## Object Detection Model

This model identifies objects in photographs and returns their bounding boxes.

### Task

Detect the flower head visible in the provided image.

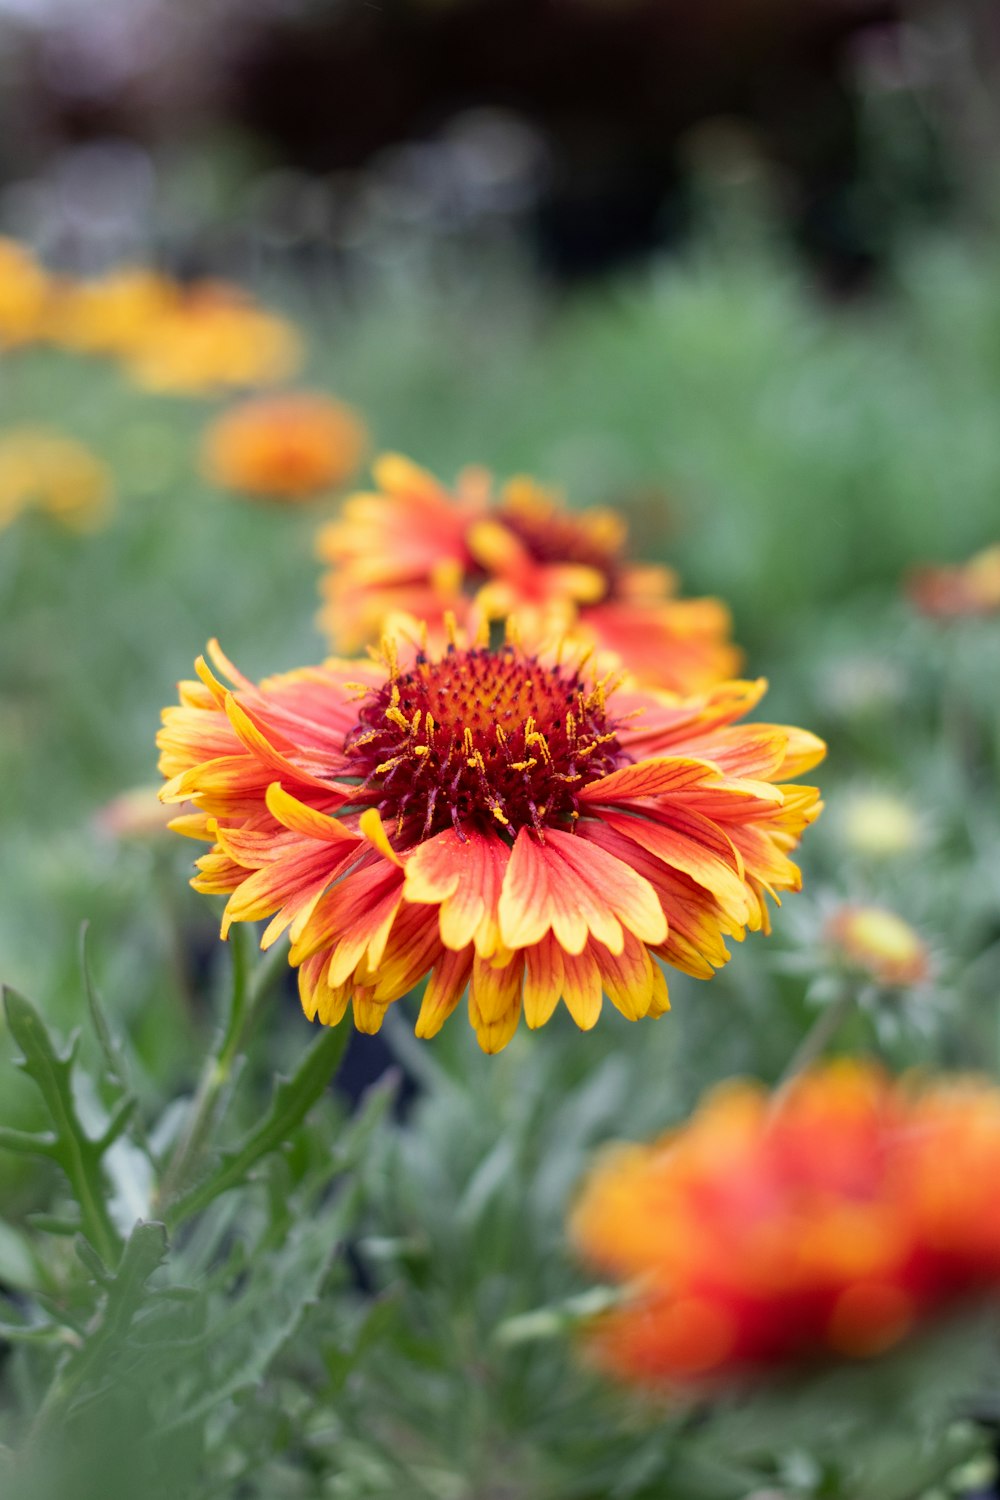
[316,456,741,693]
[0,428,113,532]
[123,281,302,395]
[908,544,1000,618]
[825,904,930,988]
[0,237,50,349]
[838,790,923,859]
[201,392,368,501]
[95,785,182,841]
[44,268,178,356]
[572,1061,1000,1387]
[159,622,823,1052]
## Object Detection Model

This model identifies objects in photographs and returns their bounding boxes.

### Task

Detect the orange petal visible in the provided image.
[523,936,564,1029]
[594,930,656,1021]
[404,828,508,955]
[416,946,474,1038]
[580,756,726,807]
[599,808,751,925]
[266,782,360,843]
[469,952,523,1053]
[560,946,603,1031]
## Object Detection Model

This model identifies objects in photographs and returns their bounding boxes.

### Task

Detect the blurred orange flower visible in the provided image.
[0,428,113,532]
[0,237,51,349]
[158,625,822,1052]
[825,904,930,987]
[316,456,741,693]
[572,1061,1000,1388]
[201,392,368,501]
[908,544,1000,618]
[94,785,183,841]
[124,281,303,395]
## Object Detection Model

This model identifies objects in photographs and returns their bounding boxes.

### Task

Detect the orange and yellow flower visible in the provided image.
[0,428,113,532]
[572,1060,1000,1388]
[0,237,51,349]
[158,621,823,1052]
[316,456,741,693]
[201,392,368,501]
[908,544,1000,618]
[123,281,302,395]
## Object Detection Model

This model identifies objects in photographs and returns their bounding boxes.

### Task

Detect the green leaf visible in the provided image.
[2,988,121,1267]
[80,925,153,1161]
[0,1126,57,1157]
[0,1219,46,1293]
[157,1195,351,1436]
[31,1220,169,1439]
[25,1213,83,1238]
[0,1312,67,1348]
[166,1024,350,1230]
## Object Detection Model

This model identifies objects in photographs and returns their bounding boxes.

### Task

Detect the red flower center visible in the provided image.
[345,644,624,840]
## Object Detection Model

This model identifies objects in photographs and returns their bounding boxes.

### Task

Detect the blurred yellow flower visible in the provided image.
[201,392,368,501]
[572,1060,1000,1388]
[0,237,51,349]
[44,268,179,356]
[839,792,922,859]
[0,428,113,532]
[825,904,929,987]
[124,281,303,395]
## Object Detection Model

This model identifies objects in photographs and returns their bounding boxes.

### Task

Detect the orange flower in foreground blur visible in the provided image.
[158,622,823,1052]
[0,428,113,532]
[825,904,930,988]
[0,237,51,348]
[572,1060,1000,1388]
[124,282,302,395]
[316,455,742,693]
[201,393,368,501]
[908,544,1000,618]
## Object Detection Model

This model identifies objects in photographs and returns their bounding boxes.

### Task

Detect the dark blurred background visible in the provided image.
[1,0,999,291]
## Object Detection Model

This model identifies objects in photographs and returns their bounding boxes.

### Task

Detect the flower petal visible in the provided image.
[416,947,475,1039]
[469,952,524,1053]
[404,828,508,955]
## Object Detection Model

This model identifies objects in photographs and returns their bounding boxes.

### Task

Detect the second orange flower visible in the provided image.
[316,455,742,694]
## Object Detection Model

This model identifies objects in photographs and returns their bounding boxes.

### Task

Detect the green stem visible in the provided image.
[153,930,290,1216]
[778,986,856,1088]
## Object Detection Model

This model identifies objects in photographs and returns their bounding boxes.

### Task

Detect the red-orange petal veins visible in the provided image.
[159,622,822,1051]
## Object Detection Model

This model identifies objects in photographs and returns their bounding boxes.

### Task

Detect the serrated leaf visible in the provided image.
[157,1192,351,1436]
[2,989,121,1266]
[39,1222,170,1427]
[166,1024,350,1229]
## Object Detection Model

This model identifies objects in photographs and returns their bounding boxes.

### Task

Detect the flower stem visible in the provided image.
[153,929,290,1217]
[778,986,856,1088]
